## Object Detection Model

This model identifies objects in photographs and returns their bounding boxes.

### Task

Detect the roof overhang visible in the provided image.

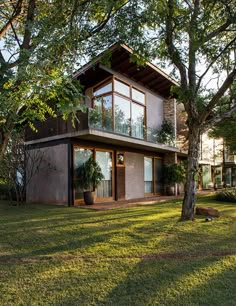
[74,43,179,97]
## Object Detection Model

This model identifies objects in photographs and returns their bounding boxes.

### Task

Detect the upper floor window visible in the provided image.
[91,77,145,140]
[94,82,112,97]
[132,88,145,104]
[114,79,130,97]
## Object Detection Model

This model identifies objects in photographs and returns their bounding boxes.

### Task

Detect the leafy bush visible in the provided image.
[163,163,186,185]
[215,188,236,203]
[157,120,175,145]
[76,157,104,191]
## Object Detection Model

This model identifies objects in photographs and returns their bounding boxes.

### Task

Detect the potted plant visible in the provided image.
[76,156,104,205]
[157,120,175,145]
[164,163,186,195]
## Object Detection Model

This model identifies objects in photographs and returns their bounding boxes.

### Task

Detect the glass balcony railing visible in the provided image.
[88,108,175,146]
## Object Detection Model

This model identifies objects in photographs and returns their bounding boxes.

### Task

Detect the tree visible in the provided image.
[138,0,236,219]
[0,0,130,160]
[0,131,53,204]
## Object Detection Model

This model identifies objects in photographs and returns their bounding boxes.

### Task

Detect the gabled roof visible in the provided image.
[74,43,179,97]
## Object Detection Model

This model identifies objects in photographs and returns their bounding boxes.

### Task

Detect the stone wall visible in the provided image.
[163,152,177,166]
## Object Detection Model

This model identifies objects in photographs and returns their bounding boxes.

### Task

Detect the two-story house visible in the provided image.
[25,43,185,206]
[199,133,236,189]
[176,104,236,190]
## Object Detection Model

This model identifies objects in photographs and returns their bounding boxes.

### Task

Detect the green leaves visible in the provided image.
[76,157,104,191]
[0,0,132,158]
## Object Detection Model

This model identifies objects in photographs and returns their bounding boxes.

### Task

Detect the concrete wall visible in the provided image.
[26,144,68,204]
[146,92,163,131]
[125,152,144,199]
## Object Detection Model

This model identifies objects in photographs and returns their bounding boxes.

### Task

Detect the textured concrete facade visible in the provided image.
[125,152,144,200]
[146,91,163,131]
[26,144,68,204]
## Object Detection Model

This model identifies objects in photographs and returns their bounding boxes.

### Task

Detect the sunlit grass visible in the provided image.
[0,195,235,305]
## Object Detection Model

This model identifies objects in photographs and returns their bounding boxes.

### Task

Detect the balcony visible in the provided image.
[25,109,177,152]
[88,108,176,145]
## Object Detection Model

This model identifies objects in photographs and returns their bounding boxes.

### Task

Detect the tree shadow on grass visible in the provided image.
[98,255,236,306]
[0,207,180,260]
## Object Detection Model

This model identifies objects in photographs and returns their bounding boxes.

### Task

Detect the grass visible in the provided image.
[0,194,235,305]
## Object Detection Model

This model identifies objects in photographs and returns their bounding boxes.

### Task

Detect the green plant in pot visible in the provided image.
[76,157,104,205]
[164,163,186,196]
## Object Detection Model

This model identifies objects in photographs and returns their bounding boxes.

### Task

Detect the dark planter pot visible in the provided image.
[83,191,95,205]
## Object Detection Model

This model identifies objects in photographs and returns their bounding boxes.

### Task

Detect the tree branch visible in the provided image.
[200,67,236,123]
[21,0,36,50]
[202,104,236,132]
[10,22,21,48]
[165,0,188,89]
[196,36,236,92]
[188,0,200,92]
[0,0,23,39]
[78,0,130,42]
[203,18,233,45]
[0,50,6,64]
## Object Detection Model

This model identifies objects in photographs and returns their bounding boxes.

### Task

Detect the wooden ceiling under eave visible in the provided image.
[109,46,178,98]
[75,44,178,98]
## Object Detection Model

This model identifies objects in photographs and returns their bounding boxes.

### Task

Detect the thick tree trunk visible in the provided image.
[0,130,12,161]
[181,124,201,220]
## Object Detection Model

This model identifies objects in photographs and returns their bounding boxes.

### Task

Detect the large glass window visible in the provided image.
[132,87,145,104]
[132,103,144,139]
[225,168,232,187]
[93,95,112,131]
[144,157,153,193]
[74,148,93,199]
[202,165,211,189]
[96,151,113,198]
[74,147,113,201]
[144,157,163,194]
[114,94,131,136]
[114,79,130,97]
[154,158,163,194]
[94,82,112,96]
[91,78,146,139]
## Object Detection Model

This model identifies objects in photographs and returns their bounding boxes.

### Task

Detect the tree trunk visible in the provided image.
[181,124,201,220]
[0,130,12,162]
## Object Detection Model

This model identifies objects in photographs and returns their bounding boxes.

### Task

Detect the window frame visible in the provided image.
[91,76,146,138]
[144,156,163,195]
[73,145,114,203]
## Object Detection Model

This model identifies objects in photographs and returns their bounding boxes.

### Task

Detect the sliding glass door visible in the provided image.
[144,157,153,194]
[96,150,113,199]
[144,156,163,195]
[73,146,114,203]
[154,158,163,194]
[74,148,93,200]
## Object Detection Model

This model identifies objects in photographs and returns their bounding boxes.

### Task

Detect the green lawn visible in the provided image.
[0,195,235,306]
